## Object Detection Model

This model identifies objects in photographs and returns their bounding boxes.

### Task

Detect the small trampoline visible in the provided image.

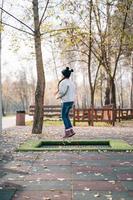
[17,140,133,152]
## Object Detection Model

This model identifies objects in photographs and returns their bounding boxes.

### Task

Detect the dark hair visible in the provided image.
[56,67,74,94]
[61,67,73,78]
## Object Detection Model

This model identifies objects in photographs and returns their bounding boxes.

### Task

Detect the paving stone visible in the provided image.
[117,173,133,180]
[13,154,38,162]
[72,166,113,173]
[77,153,107,160]
[33,159,71,165]
[105,153,133,160]
[73,191,133,200]
[121,181,133,190]
[31,165,72,174]
[73,172,117,181]
[0,181,22,190]
[0,171,7,178]
[4,162,31,173]
[71,160,112,166]
[12,190,72,200]
[3,180,72,191]
[0,189,16,200]
[2,173,28,182]
[128,191,133,197]
[111,160,133,167]
[27,172,72,181]
[113,167,133,173]
[0,167,29,178]
[73,180,125,191]
[38,152,76,160]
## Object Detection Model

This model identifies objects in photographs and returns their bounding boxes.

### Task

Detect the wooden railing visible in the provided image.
[115,107,133,122]
[73,107,115,126]
[29,105,133,126]
[29,105,62,118]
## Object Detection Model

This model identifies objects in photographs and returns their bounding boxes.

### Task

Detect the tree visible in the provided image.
[31,0,46,134]
[0,0,50,134]
[0,0,4,133]
[55,0,102,107]
[91,0,132,107]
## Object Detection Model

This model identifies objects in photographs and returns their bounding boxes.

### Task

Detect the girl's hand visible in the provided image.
[56,96,60,99]
[54,91,58,95]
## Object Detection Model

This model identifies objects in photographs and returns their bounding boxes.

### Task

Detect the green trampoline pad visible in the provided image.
[17,140,133,152]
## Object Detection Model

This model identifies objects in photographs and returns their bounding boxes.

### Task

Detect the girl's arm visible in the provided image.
[57,86,69,99]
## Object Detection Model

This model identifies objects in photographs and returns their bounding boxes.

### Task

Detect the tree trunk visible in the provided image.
[110,78,116,108]
[104,77,111,105]
[32,0,45,134]
[130,54,133,108]
[90,89,94,107]
[104,1,112,107]
[88,0,93,107]
[100,78,103,107]
[0,0,4,133]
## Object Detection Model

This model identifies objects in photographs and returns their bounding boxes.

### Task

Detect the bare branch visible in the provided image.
[41,27,79,35]
[66,49,89,56]
[93,61,101,91]
[113,2,131,78]
[38,0,50,28]
[0,21,34,36]
[62,59,88,66]
[0,0,4,20]
[92,1,102,35]
[0,7,34,33]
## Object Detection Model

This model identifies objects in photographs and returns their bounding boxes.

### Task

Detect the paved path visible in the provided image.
[0,151,133,200]
[0,125,133,200]
[2,115,33,129]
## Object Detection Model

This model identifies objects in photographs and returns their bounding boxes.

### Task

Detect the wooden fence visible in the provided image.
[29,105,133,126]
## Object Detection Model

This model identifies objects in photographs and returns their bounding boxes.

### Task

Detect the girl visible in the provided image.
[56,67,76,138]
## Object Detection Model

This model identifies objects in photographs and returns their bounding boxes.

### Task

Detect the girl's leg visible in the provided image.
[61,102,73,129]
[61,102,75,138]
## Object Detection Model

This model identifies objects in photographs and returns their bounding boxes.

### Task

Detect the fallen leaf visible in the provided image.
[95,173,102,176]
[108,180,115,184]
[19,175,24,178]
[16,163,21,167]
[43,198,51,200]
[50,189,55,191]
[105,194,112,198]
[84,187,90,191]
[126,178,132,180]
[77,172,82,174]
[8,178,14,181]
[23,196,30,199]
[94,193,100,197]
[57,178,65,181]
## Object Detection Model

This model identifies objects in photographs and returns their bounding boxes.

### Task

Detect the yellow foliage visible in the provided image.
[40,22,53,33]
[0,23,4,32]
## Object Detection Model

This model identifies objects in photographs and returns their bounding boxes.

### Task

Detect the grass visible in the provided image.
[26,119,133,127]
[17,139,133,152]
[26,119,63,126]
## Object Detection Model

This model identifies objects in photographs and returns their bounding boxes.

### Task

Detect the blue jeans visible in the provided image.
[61,102,74,130]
